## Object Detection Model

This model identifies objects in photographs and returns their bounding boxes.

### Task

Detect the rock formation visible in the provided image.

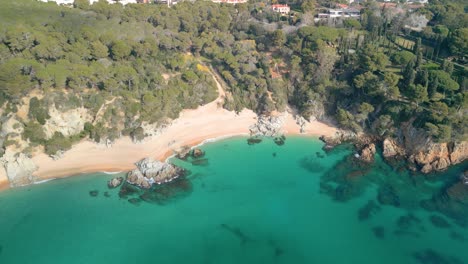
[108,176,123,188]
[0,150,38,187]
[249,115,284,137]
[408,142,467,174]
[126,158,184,188]
[43,107,92,139]
[192,148,204,158]
[319,130,358,150]
[382,138,405,158]
[358,143,376,163]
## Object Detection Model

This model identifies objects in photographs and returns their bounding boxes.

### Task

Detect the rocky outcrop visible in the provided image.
[408,142,468,174]
[43,107,92,139]
[0,150,37,187]
[249,115,284,137]
[126,158,184,188]
[176,146,191,160]
[108,176,123,188]
[319,130,358,150]
[192,148,204,158]
[450,142,468,165]
[358,143,376,163]
[382,138,405,158]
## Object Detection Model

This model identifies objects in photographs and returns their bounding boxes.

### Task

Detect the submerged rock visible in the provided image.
[139,176,192,205]
[247,137,262,145]
[118,182,141,199]
[377,185,400,207]
[429,215,451,229]
[191,158,209,166]
[107,177,123,189]
[358,200,381,221]
[128,198,142,206]
[413,249,463,264]
[372,226,385,239]
[89,190,99,197]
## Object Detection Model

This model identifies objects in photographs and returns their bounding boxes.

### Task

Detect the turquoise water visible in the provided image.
[0,136,467,264]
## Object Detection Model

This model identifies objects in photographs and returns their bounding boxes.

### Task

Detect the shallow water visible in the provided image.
[0,136,466,264]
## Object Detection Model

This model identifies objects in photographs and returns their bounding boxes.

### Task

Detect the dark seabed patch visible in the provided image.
[139,177,192,205]
[118,182,142,199]
[299,156,325,174]
[89,190,99,197]
[220,224,252,245]
[358,200,381,221]
[192,158,209,166]
[128,198,142,206]
[372,226,385,239]
[449,231,465,242]
[394,213,425,237]
[377,184,401,207]
[104,191,111,198]
[429,215,452,229]
[268,239,284,257]
[413,249,464,264]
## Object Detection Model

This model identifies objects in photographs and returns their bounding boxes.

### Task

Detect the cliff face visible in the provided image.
[43,107,92,139]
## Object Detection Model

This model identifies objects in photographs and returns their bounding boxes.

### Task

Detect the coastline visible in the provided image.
[0,68,337,190]
[30,107,336,181]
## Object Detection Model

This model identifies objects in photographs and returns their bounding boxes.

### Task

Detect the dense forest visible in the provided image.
[0,0,466,156]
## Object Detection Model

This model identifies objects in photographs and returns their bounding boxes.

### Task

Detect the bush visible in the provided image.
[45,132,72,155]
[23,121,46,144]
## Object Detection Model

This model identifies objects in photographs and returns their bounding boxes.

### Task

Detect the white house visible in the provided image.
[272,4,290,15]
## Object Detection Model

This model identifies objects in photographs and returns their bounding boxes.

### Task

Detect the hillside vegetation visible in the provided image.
[0,0,466,156]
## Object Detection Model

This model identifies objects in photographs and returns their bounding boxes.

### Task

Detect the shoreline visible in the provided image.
[0,68,337,191]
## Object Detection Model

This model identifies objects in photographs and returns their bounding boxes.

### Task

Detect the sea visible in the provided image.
[0,136,467,264]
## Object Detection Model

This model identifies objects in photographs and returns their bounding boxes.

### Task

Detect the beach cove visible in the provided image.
[0,136,467,264]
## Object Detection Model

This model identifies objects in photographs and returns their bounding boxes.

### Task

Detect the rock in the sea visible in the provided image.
[176,146,191,160]
[126,158,185,188]
[107,177,123,189]
[127,169,151,189]
[191,148,205,158]
[382,138,405,158]
[89,190,99,197]
[358,143,376,163]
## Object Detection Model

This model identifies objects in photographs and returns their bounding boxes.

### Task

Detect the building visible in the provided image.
[155,0,179,6]
[272,4,290,15]
[212,0,248,4]
[315,8,360,21]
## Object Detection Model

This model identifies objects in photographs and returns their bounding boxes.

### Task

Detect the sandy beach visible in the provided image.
[0,69,337,188]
